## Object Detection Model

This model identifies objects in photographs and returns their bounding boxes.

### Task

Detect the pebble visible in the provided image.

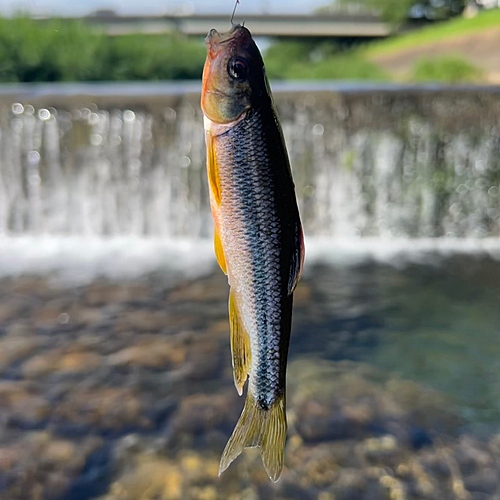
[172,391,239,436]
[0,335,42,371]
[23,347,103,377]
[85,283,151,306]
[114,310,171,333]
[108,338,185,368]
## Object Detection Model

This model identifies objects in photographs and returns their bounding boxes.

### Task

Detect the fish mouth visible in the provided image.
[206,24,240,42]
[205,24,248,58]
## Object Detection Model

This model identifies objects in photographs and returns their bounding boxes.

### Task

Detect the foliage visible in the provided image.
[0,12,494,84]
[279,54,389,80]
[105,34,206,81]
[371,0,417,23]
[410,56,483,82]
[317,0,466,24]
[0,17,106,81]
[363,8,500,57]
[264,40,337,79]
[0,16,206,82]
[264,40,389,80]
[323,0,414,23]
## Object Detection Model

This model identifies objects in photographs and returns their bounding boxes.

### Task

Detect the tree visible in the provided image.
[317,0,466,24]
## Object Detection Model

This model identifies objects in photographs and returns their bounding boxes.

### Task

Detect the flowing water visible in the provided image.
[1,82,500,500]
[1,82,500,238]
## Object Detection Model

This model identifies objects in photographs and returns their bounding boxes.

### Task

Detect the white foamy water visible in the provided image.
[1,85,500,240]
[2,237,500,283]
[0,237,215,283]
[305,237,500,268]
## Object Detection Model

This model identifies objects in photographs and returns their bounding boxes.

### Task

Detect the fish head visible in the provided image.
[201,25,266,124]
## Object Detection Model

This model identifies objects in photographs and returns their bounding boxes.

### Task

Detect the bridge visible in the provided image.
[81,13,392,39]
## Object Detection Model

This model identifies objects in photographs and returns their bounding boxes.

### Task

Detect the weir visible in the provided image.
[1,82,499,239]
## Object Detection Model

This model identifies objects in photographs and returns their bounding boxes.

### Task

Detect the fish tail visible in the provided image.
[219,391,286,482]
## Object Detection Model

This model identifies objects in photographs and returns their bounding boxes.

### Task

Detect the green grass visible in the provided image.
[263,9,498,82]
[263,40,390,81]
[279,54,390,80]
[411,56,483,83]
[364,9,500,58]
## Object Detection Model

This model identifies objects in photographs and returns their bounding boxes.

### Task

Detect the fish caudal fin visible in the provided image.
[219,391,286,482]
[229,291,251,395]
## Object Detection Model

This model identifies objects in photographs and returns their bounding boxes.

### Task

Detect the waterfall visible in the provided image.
[1,83,499,239]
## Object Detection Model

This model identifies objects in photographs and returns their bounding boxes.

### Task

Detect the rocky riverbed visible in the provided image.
[1,258,500,500]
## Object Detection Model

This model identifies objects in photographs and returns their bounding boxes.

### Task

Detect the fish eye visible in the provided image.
[228,57,248,81]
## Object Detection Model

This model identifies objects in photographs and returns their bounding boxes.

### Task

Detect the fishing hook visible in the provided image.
[230,0,240,26]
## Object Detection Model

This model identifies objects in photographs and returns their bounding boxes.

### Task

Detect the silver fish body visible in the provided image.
[201,24,304,482]
[216,106,300,411]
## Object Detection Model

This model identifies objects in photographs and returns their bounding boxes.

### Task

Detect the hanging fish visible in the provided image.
[201,23,304,482]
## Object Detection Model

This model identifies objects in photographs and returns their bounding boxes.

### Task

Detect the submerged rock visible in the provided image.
[171,391,240,438]
[0,381,51,426]
[288,358,463,445]
[85,283,151,306]
[53,387,148,432]
[0,335,44,372]
[108,337,186,368]
[23,347,103,378]
[114,310,171,333]
[100,451,220,500]
[0,432,102,500]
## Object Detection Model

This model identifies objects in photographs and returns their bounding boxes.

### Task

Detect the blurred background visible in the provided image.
[1,1,500,499]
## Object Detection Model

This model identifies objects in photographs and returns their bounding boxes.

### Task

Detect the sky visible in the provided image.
[0,0,328,16]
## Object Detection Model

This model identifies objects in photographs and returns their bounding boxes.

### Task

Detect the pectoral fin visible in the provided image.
[229,291,251,395]
[214,225,227,275]
[206,131,221,205]
[287,221,304,295]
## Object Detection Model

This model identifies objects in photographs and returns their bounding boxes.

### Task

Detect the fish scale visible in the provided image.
[201,24,304,481]
[218,108,286,409]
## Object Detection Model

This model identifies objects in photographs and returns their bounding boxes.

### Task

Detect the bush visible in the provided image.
[264,40,324,79]
[411,56,483,83]
[105,34,206,81]
[0,17,106,81]
[0,16,206,82]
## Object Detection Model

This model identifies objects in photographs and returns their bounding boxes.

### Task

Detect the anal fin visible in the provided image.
[229,291,251,395]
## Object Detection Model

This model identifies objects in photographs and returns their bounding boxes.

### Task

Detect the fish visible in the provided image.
[201,24,304,482]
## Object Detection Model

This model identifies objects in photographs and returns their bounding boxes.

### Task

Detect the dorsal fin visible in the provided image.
[287,221,304,295]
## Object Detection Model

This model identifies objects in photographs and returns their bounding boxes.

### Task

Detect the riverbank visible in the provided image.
[264,10,500,83]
